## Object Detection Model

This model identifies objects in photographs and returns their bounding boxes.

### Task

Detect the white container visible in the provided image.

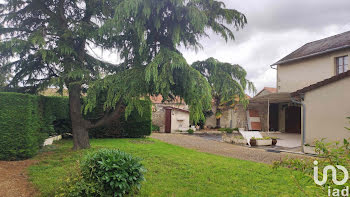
[303,146,317,154]
[233,138,247,144]
[256,139,272,146]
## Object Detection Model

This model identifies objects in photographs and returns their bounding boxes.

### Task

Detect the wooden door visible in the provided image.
[165,108,172,133]
[269,104,279,131]
[285,106,301,133]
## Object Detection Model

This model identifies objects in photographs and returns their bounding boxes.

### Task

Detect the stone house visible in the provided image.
[151,95,190,133]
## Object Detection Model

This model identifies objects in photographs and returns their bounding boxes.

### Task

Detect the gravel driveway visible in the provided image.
[151,133,310,164]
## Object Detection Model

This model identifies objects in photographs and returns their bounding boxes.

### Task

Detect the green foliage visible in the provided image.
[225,128,234,134]
[88,100,152,138]
[1,0,248,147]
[151,125,160,132]
[0,92,70,160]
[218,128,236,133]
[274,138,350,190]
[187,129,194,134]
[80,149,146,197]
[39,96,70,136]
[56,164,102,197]
[192,58,256,114]
[346,117,350,130]
[29,139,323,196]
[0,92,46,160]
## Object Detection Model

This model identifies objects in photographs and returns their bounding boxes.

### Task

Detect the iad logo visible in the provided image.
[314,161,349,186]
[314,160,349,197]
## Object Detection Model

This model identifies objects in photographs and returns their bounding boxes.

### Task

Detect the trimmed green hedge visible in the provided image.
[0,93,45,160]
[89,100,152,138]
[0,92,70,160]
[0,92,151,160]
[39,96,70,136]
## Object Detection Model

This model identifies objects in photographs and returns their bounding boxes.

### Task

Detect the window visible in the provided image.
[336,56,348,75]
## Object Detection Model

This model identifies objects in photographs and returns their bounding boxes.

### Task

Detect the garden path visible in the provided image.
[0,160,38,197]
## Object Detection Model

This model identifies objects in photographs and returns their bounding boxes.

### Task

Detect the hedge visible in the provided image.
[88,100,152,138]
[0,92,70,160]
[39,96,70,136]
[0,92,151,160]
[0,93,44,160]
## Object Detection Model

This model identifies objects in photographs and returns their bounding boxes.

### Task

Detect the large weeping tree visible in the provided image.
[192,58,256,128]
[0,0,247,150]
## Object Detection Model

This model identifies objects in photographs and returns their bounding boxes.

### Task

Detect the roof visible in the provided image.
[164,106,189,113]
[150,95,183,104]
[291,70,350,97]
[39,88,68,96]
[255,87,277,97]
[272,31,350,66]
[249,92,292,104]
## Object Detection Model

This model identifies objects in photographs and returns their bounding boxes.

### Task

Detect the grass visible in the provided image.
[28,138,322,196]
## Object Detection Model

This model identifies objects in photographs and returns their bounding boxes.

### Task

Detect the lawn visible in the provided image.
[28,138,323,196]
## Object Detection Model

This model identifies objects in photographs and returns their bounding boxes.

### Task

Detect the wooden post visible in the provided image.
[267,98,270,135]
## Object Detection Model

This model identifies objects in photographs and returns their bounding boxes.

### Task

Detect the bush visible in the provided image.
[225,128,234,134]
[218,128,226,132]
[0,92,46,160]
[89,100,152,138]
[218,128,235,133]
[187,129,194,134]
[152,124,160,132]
[0,92,70,160]
[80,149,146,196]
[273,138,350,190]
[56,164,102,197]
[39,96,70,136]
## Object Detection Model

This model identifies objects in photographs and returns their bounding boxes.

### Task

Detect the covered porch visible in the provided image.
[248,92,302,134]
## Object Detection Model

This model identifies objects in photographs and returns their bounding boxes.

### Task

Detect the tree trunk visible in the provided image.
[216,118,221,128]
[69,83,90,150]
[215,98,221,128]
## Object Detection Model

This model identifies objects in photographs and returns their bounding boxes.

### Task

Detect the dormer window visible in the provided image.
[336,56,348,75]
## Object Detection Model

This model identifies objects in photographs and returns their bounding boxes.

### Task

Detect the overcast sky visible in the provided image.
[97,0,350,95]
[180,0,350,95]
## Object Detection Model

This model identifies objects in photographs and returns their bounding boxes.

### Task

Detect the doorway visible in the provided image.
[165,108,172,133]
[269,104,279,131]
[285,106,301,133]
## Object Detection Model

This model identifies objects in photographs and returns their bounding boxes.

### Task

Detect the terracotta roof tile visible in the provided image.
[150,95,183,104]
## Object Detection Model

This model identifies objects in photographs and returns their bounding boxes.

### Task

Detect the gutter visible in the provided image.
[291,95,306,152]
[270,45,350,66]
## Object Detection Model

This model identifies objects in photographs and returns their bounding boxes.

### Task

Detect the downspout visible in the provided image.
[291,95,306,152]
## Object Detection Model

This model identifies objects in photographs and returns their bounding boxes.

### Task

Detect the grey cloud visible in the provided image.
[180,0,350,94]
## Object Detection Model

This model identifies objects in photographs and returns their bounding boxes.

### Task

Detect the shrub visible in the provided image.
[0,92,46,160]
[39,96,70,136]
[56,164,102,197]
[80,149,146,196]
[273,138,350,190]
[218,128,226,132]
[0,92,70,160]
[89,100,152,138]
[218,128,235,133]
[225,128,234,134]
[152,124,160,132]
[187,129,194,134]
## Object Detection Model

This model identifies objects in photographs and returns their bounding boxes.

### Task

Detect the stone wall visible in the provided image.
[151,103,188,132]
[205,105,248,129]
